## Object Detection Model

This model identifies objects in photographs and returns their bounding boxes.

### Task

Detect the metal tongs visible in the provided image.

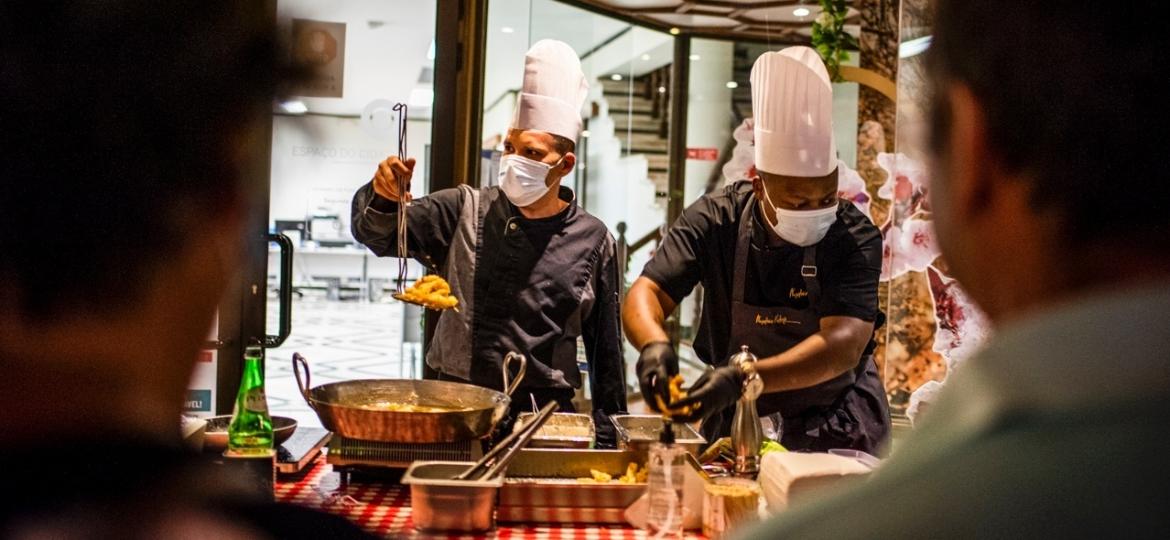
[387,102,413,300]
[387,102,458,312]
[454,400,560,481]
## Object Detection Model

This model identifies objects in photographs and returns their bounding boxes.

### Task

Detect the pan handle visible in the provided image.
[502,352,527,396]
[292,352,316,410]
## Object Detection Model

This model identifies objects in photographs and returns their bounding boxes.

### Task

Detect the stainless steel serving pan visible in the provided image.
[512,412,594,448]
[610,414,707,456]
[293,352,526,443]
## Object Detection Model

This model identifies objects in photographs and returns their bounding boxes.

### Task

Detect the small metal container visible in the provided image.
[512,412,594,448]
[610,414,707,456]
[401,461,503,533]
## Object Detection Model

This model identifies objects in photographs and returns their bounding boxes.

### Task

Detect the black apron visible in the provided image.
[700,197,891,455]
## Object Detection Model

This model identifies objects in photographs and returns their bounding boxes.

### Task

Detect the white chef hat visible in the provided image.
[751,46,837,177]
[511,39,589,143]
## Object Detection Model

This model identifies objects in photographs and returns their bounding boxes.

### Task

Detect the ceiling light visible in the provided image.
[793,7,811,17]
[689,54,701,61]
[641,54,650,61]
[611,74,623,81]
[501,26,514,34]
[669,27,681,35]
[280,100,307,114]
[726,81,738,89]
[658,86,666,94]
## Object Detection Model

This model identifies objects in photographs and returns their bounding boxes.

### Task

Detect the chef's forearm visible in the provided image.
[351,182,408,257]
[621,277,675,349]
[754,316,874,392]
[351,181,463,265]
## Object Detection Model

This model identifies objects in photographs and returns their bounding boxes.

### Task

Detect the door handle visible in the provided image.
[265,233,294,348]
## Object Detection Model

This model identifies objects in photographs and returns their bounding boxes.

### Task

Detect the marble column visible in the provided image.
[856,0,900,229]
[858,0,899,150]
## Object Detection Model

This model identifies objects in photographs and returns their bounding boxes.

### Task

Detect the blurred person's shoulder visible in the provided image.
[741,284,1170,539]
[743,401,1170,539]
[0,440,373,539]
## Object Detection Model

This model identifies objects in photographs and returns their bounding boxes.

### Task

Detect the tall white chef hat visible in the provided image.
[751,46,837,177]
[511,39,589,143]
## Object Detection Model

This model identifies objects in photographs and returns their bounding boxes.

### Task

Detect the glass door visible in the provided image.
[197,0,441,429]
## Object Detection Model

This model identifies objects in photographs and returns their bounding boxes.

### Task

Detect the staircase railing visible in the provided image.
[615,221,663,295]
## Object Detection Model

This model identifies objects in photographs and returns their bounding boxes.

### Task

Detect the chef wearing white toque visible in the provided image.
[351,39,627,446]
[623,46,890,454]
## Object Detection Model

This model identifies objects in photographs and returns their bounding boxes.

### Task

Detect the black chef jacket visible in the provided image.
[642,181,884,367]
[351,182,626,443]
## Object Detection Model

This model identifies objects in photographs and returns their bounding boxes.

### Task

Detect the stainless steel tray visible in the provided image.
[497,506,628,524]
[512,412,594,449]
[504,448,647,478]
[610,414,707,456]
[497,449,648,524]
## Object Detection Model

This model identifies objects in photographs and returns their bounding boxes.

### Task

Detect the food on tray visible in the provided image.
[396,275,459,310]
[575,463,647,484]
[360,402,470,413]
[512,413,594,441]
[655,374,696,419]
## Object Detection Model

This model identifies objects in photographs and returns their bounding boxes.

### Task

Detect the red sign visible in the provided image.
[686,147,719,161]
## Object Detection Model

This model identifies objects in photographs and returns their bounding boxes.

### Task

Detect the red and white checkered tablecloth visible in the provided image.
[276,457,705,539]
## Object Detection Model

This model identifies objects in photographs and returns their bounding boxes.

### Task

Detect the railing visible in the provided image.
[645,65,671,139]
[615,221,663,295]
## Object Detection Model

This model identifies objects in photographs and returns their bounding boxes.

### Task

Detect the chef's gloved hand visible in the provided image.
[667,366,745,423]
[636,342,679,412]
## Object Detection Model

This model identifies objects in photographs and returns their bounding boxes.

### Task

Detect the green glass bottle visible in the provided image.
[227,340,273,454]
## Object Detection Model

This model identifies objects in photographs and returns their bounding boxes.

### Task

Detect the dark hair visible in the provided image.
[927,0,1169,243]
[552,134,576,156]
[0,1,279,319]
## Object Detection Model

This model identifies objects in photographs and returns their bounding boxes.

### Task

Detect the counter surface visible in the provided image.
[276,456,705,538]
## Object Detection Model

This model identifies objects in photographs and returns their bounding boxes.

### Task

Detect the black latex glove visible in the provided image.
[636,342,679,412]
[667,366,745,423]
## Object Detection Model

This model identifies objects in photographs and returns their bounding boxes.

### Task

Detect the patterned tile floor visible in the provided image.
[265,296,423,429]
[263,294,703,428]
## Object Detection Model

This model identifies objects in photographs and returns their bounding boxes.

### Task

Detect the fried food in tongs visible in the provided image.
[394,275,459,311]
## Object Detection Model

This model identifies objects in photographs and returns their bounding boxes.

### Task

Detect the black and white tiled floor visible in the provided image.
[265,297,422,429]
[263,295,702,428]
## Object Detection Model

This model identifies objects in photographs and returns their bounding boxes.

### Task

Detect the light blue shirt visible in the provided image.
[741,282,1170,539]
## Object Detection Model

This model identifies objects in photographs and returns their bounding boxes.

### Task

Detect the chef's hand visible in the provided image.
[372,156,416,202]
[667,366,745,423]
[636,342,678,412]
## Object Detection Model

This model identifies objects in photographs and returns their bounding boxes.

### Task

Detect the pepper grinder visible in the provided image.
[728,345,764,477]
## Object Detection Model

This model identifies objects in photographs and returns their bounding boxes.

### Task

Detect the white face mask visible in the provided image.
[760,182,839,246]
[498,154,560,207]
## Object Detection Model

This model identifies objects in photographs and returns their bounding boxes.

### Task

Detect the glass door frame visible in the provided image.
[215,0,484,413]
